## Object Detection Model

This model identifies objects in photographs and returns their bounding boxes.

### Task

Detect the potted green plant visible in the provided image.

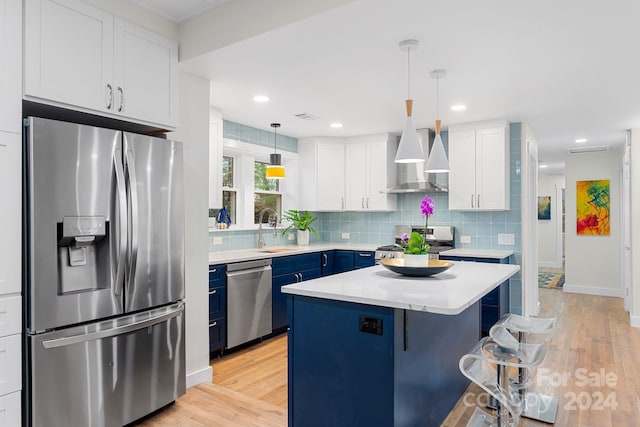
[282,210,319,246]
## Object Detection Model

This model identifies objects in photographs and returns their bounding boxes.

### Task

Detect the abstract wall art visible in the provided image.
[576,179,610,235]
[538,196,551,220]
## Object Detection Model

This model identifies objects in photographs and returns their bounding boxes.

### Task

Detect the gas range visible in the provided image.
[375,225,455,262]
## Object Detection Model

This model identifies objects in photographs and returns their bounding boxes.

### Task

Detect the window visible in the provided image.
[254,161,282,223]
[211,156,237,224]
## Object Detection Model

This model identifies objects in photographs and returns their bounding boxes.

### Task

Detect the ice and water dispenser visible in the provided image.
[57,216,110,294]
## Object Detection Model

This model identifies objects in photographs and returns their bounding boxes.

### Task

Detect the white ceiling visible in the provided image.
[131,0,230,23]
[147,0,640,175]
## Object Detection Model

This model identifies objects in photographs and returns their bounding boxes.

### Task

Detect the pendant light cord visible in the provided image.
[274,126,277,154]
[436,74,439,119]
[407,47,411,99]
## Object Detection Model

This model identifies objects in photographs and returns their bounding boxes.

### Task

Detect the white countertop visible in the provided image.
[209,243,379,265]
[281,262,520,315]
[439,248,514,259]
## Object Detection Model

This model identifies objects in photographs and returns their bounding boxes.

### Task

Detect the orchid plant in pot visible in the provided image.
[400,195,434,266]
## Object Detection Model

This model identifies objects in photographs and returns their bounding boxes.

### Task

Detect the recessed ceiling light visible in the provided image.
[539,164,548,168]
[575,138,587,143]
[330,122,343,129]
[451,105,467,111]
[253,95,269,103]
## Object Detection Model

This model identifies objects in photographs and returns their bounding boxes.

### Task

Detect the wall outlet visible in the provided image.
[341,232,350,239]
[287,233,294,241]
[460,235,471,244]
[498,233,515,245]
[212,236,222,245]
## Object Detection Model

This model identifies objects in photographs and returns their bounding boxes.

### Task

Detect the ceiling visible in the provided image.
[142,0,640,175]
[131,0,230,23]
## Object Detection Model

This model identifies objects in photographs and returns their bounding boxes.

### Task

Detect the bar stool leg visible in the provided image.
[518,330,559,424]
[496,364,510,427]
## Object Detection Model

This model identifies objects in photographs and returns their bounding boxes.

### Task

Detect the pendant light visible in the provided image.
[425,69,450,173]
[395,39,424,163]
[266,123,285,179]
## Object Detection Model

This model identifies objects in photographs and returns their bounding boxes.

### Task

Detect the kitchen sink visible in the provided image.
[260,248,297,253]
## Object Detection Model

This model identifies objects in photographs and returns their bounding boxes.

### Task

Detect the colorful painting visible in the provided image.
[576,180,610,235]
[538,196,551,220]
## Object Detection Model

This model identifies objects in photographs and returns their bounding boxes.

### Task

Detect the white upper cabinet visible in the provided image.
[0,0,22,133]
[299,138,346,211]
[113,19,177,127]
[448,121,510,211]
[0,132,21,296]
[299,134,396,212]
[24,0,177,129]
[345,136,396,211]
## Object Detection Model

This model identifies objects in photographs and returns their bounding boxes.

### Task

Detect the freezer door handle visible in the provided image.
[113,149,127,296]
[41,303,184,349]
[124,144,139,295]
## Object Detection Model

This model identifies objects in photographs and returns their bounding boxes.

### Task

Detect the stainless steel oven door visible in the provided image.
[27,303,185,427]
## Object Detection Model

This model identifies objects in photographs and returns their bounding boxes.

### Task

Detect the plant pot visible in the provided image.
[402,254,429,267]
[297,229,310,246]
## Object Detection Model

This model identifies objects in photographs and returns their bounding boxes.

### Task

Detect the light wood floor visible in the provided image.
[139,288,640,426]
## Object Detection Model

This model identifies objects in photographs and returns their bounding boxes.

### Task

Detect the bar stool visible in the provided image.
[459,327,547,427]
[491,312,560,423]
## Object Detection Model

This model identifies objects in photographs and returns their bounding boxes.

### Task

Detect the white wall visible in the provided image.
[630,129,640,326]
[564,148,623,297]
[178,0,356,61]
[538,175,565,268]
[169,72,212,387]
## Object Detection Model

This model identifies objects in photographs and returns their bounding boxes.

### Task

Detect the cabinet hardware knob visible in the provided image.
[209,290,217,295]
[117,86,124,112]
[209,322,217,327]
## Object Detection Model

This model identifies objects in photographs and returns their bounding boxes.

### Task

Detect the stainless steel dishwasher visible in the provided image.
[226,258,273,348]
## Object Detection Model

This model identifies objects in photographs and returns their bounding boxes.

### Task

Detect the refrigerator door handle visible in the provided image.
[113,148,127,296]
[125,146,139,295]
[41,303,184,349]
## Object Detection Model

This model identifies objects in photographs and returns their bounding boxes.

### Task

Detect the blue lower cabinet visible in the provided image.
[209,264,227,353]
[272,253,322,330]
[440,255,510,335]
[333,250,354,274]
[354,251,375,269]
[288,295,480,426]
[208,317,226,353]
[320,251,335,276]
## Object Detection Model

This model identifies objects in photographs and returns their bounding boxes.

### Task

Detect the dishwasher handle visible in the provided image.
[226,265,272,277]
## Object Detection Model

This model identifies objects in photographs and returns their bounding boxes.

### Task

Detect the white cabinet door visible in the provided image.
[0,0,21,133]
[0,132,21,296]
[448,129,477,210]
[366,140,390,210]
[0,297,20,337]
[113,18,178,128]
[208,110,223,209]
[476,127,508,210]
[0,335,20,396]
[0,391,20,427]
[316,143,345,210]
[345,143,367,210]
[24,0,114,113]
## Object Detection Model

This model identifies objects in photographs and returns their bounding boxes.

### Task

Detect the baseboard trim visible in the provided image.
[539,261,563,269]
[186,365,212,389]
[630,315,640,328]
[563,283,623,298]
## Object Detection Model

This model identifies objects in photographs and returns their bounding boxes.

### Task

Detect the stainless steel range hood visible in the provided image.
[383,129,448,193]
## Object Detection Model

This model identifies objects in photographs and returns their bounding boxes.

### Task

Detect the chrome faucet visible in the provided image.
[257,208,278,249]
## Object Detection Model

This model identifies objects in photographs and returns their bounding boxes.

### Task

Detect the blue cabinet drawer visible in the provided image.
[209,286,226,321]
[209,317,226,352]
[483,287,500,305]
[354,251,375,269]
[209,264,226,289]
[272,253,321,276]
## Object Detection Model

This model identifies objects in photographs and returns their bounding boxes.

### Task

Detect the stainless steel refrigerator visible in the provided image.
[23,117,185,427]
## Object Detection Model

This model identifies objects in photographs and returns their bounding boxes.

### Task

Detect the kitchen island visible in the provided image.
[282,261,520,427]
